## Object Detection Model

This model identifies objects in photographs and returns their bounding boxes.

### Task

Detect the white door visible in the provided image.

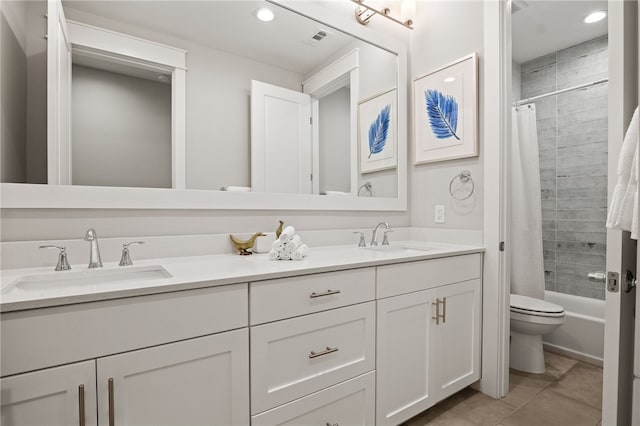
[376,289,436,426]
[96,329,249,426]
[602,1,638,424]
[432,279,482,401]
[633,4,640,420]
[1,360,97,426]
[47,0,72,185]
[250,80,312,194]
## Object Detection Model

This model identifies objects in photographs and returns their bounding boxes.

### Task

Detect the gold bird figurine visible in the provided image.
[275,221,284,239]
[230,232,266,255]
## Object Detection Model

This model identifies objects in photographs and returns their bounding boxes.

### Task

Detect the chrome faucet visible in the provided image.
[84,228,103,268]
[39,245,71,271]
[370,222,391,246]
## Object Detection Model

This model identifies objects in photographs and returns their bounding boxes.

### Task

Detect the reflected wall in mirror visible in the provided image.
[0,0,400,198]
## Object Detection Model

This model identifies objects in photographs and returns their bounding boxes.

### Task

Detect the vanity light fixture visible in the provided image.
[444,77,456,83]
[256,7,275,22]
[352,0,414,30]
[583,10,606,24]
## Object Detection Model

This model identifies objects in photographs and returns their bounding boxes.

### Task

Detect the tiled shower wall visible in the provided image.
[520,36,608,300]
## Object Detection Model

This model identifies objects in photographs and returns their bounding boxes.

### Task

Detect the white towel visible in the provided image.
[283,235,302,252]
[291,244,309,261]
[278,226,296,243]
[607,106,639,240]
[321,191,351,196]
[268,249,280,260]
[219,186,251,192]
[271,240,284,251]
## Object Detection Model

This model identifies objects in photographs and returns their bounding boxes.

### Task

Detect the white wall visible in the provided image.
[71,65,172,188]
[184,42,303,190]
[63,7,304,191]
[0,1,27,183]
[512,61,521,101]
[319,87,351,193]
[408,1,485,230]
[25,1,47,184]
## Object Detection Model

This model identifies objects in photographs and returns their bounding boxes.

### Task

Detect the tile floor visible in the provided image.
[403,351,603,426]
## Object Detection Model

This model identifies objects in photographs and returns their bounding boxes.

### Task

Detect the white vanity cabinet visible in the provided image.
[1,284,250,426]
[1,361,97,426]
[97,329,249,426]
[1,249,484,426]
[376,254,482,426]
[249,268,377,425]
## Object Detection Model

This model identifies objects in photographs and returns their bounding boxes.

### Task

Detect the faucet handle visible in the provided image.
[119,241,145,266]
[353,232,367,248]
[382,229,393,246]
[39,245,71,271]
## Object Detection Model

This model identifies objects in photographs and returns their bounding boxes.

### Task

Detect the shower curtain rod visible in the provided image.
[513,77,609,107]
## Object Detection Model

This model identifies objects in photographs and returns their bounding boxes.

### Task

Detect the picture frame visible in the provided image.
[413,53,478,164]
[358,88,397,174]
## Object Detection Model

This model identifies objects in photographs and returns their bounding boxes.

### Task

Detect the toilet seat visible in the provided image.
[510,294,564,318]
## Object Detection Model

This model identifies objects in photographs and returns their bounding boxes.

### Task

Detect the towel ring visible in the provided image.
[358,182,373,197]
[449,171,475,201]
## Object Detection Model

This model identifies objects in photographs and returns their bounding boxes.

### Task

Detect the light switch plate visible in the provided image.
[435,205,445,223]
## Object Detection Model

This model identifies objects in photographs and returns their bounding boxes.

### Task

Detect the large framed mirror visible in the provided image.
[0,0,407,210]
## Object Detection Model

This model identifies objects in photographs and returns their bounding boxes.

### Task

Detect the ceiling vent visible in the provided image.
[308,29,331,44]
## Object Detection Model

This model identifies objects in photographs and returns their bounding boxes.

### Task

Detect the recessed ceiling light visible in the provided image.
[584,11,606,24]
[444,77,456,83]
[256,8,274,22]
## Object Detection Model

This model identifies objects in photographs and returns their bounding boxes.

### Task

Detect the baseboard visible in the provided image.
[543,342,603,368]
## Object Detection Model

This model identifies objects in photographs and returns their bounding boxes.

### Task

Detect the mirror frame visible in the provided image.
[0,0,408,211]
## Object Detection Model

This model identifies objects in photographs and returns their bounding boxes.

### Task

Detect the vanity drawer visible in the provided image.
[377,253,482,299]
[1,284,248,377]
[250,302,375,414]
[252,371,375,426]
[250,268,375,325]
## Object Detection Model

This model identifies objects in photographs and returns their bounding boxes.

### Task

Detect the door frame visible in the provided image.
[482,0,511,398]
[602,1,638,424]
[65,20,187,189]
[302,49,359,195]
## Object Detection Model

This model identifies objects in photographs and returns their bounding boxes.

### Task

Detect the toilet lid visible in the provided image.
[510,294,564,316]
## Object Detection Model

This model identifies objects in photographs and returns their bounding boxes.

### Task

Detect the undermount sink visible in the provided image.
[363,244,435,253]
[3,265,172,294]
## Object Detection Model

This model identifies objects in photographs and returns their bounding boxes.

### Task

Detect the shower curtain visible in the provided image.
[511,105,545,299]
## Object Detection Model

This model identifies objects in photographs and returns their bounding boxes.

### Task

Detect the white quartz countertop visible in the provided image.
[0,241,483,312]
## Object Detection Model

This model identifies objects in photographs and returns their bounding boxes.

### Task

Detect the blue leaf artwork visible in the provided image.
[368,104,391,159]
[425,89,460,140]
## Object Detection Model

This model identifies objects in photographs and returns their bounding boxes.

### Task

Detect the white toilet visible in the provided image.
[510,294,565,373]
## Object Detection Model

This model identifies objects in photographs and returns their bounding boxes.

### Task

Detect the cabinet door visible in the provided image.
[1,360,97,426]
[97,329,249,426]
[376,289,437,426]
[432,279,481,400]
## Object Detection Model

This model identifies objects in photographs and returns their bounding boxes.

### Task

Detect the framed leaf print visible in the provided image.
[358,88,397,174]
[413,53,478,164]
